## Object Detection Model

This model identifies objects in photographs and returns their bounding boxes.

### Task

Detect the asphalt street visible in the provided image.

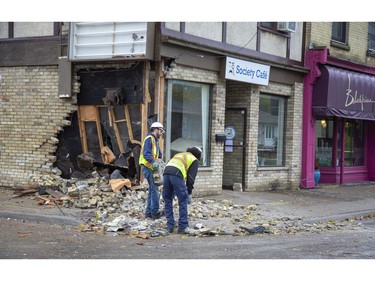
[0,216,374,281]
[1,183,375,280]
[1,216,375,259]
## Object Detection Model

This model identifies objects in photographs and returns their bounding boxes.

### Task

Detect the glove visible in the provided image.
[152,161,159,172]
[188,194,192,204]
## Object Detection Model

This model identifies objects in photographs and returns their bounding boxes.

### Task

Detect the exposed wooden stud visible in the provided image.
[144,61,151,104]
[108,108,112,127]
[79,105,97,121]
[141,61,151,142]
[77,106,88,153]
[95,106,104,150]
[140,103,148,143]
[154,60,165,150]
[158,61,165,151]
[124,104,134,140]
[111,110,125,153]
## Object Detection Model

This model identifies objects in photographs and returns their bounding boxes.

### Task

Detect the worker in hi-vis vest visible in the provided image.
[162,146,202,234]
[139,122,165,219]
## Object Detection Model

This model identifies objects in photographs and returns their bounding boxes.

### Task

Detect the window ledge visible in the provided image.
[198,167,214,172]
[330,40,350,51]
[257,166,289,171]
[258,26,291,38]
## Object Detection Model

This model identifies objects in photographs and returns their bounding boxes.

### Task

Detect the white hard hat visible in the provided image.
[150,122,164,130]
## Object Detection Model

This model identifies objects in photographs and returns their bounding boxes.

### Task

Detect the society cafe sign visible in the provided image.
[225,56,270,86]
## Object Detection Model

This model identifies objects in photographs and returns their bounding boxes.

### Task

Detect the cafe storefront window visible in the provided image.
[165,80,211,166]
[257,94,286,167]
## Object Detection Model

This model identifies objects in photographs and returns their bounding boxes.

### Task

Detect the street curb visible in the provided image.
[302,210,375,224]
[0,211,83,226]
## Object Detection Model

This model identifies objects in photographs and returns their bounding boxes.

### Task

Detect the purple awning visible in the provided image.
[312,65,375,120]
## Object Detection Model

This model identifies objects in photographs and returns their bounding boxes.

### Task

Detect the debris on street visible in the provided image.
[8,169,364,238]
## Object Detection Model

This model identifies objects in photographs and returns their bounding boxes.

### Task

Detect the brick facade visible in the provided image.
[166,64,304,193]
[0,22,306,194]
[306,22,375,67]
[226,80,303,191]
[0,66,76,188]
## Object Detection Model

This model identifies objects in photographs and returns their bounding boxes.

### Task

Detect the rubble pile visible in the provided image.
[14,170,364,238]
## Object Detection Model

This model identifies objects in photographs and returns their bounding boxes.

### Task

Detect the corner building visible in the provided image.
[0,22,306,195]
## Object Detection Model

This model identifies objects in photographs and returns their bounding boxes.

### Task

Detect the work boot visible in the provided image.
[177,227,190,234]
[151,211,163,219]
[166,225,175,233]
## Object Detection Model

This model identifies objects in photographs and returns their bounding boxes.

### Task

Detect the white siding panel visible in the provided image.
[165,22,180,31]
[0,23,8,38]
[185,22,222,42]
[13,22,54,37]
[289,22,303,61]
[260,32,287,58]
[226,22,257,50]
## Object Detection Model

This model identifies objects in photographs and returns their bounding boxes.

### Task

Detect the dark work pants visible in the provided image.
[162,174,188,230]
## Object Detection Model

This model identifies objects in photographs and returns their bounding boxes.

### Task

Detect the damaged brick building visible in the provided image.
[0,22,306,194]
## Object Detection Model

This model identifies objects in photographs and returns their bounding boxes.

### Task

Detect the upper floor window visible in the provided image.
[331,22,348,44]
[260,22,277,30]
[259,22,296,34]
[368,22,375,51]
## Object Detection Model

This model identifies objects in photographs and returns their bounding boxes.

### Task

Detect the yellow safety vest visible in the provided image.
[139,135,158,169]
[166,152,197,180]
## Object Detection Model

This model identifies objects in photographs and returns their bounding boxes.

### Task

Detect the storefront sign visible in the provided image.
[344,75,375,111]
[225,56,270,86]
[313,65,375,120]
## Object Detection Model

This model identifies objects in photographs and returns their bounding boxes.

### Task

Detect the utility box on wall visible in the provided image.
[215,133,226,142]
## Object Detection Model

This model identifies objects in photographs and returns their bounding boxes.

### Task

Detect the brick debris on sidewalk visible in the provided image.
[1,172,373,238]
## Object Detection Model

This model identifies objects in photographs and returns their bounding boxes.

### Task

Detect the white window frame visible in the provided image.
[165,80,210,166]
[257,94,286,167]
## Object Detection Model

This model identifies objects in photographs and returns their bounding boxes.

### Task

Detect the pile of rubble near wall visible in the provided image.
[21,170,364,238]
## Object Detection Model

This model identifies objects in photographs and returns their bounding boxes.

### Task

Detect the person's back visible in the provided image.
[162,147,202,234]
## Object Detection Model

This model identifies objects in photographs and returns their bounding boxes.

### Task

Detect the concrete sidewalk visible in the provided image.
[214,183,375,223]
[1,182,375,229]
